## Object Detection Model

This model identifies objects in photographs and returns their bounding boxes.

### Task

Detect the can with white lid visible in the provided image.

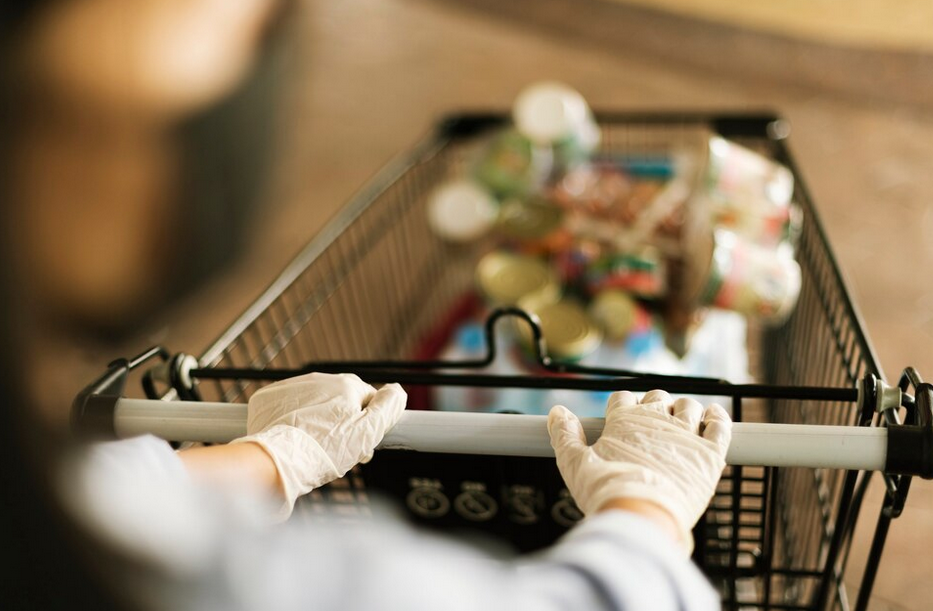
[512,81,600,168]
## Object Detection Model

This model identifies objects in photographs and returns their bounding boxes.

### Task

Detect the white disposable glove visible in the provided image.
[548,389,731,555]
[231,373,407,519]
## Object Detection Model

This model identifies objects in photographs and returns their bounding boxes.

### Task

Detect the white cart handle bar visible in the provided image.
[112,398,890,471]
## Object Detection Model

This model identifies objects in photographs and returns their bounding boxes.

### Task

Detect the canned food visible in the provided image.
[473,130,552,199]
[512,82,600,171]
[496,197,564,241]
[513,82,595,143]
[699,230,801,323]
[588,289,650,341]
[427,180,498,242]
[516,299,603,362]
[476,251,560,309]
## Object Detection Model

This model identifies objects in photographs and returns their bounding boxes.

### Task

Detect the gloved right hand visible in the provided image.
[547,390,731,555]
[230,373,407,519]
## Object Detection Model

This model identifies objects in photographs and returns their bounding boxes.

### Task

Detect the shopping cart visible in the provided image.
[73,113,932,611]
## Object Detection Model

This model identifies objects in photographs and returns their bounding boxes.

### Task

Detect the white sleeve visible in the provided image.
[81,435,189,480]
[61,436,272,578]
[171,505,719,611]
[64,438,719,611]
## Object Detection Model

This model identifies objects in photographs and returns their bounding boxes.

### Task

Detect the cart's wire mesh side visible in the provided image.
[188,115,880,611]
[196,139,485,404]
[195,120,711,404]
[747,161,877,611]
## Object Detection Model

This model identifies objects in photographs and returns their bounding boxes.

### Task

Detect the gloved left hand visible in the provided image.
[230,373,407,519]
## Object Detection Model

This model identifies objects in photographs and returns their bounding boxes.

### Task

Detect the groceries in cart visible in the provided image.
[426,83,798,415]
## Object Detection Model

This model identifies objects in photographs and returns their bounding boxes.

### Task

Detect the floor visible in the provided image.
[42,1,933,608]
[606,0,933,52]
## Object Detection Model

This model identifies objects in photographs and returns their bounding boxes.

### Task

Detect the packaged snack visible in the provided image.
[585,247,667,299]
[700,230,802,323]
[547,237,602,285]
[550,165,634,219]
[551,162,691,257]
[592,155,676,180]
[702,136,796,246]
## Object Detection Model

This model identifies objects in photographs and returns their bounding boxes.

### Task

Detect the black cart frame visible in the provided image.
[74,113,933,611]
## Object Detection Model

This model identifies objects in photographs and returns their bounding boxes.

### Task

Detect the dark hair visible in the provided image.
[0,5,124,608]
[0,4,293,606]
[0,220,125,608]
[0,284,125,611]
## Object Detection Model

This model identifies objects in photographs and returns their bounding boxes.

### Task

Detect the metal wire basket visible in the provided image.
[74,113,933,611]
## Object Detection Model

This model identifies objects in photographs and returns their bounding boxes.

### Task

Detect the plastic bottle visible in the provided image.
[433,320,543,414]
[434,323,494,412]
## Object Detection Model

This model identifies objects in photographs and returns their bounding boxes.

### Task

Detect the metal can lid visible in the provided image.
[476,251,560,307]
[525,299,602,361]
[497,197,564,240]
[427,181,498,242]
[588,289,639,341]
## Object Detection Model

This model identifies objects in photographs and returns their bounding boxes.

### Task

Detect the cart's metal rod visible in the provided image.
[114,399,886,471]
[188,369,859,403]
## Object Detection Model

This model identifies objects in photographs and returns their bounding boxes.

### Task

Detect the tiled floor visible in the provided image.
[41,1,933,608]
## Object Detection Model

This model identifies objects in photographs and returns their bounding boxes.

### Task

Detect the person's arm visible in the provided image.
[171,373,406,521]
[164,497,720,611]
[176,442,282,497]
[173,381,712,552]
[174,382,696,549]
[72,385,728,611]
[183,386,727,611]
[173,449,683,544]
[597,497,683,545]
[73,436,720,611]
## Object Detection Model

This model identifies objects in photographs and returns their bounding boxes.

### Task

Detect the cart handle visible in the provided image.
[108,398,898,473]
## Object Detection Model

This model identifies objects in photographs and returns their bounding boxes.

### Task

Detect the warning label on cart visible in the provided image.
[406,478,449,518]
[454,481,498,522]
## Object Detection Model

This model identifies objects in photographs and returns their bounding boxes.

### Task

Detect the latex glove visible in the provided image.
[548,390,731,555]
[231,373,407,519]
